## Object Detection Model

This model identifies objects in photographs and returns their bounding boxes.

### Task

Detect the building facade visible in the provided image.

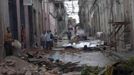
[78,0,94,36]
[42,0,68,35]
[79,0,134,51]
[0,0,68,58]
[0,0,44,53]
[0,0,5,59]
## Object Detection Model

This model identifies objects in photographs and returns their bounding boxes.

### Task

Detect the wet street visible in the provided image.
[46,50,113,67]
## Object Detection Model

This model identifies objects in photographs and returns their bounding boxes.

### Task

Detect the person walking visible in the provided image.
[49,30,54,48]
[45,30,53,50]
[67,30,72,40]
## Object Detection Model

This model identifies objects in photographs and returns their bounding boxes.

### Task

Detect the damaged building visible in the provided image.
[0,0,43,48]
[79,0,134,51]
[0,0,68,58]
[43,0,68,35]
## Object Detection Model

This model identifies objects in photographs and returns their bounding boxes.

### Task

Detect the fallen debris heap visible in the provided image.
[0,55,81,75]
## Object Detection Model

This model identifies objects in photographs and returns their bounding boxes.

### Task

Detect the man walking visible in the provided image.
[45,30,53,50]
[50,30,54,48]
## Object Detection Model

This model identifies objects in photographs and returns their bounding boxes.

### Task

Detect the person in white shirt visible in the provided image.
[45,30,53,50]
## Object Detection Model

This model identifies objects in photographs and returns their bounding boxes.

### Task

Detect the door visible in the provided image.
[8,0,18,40]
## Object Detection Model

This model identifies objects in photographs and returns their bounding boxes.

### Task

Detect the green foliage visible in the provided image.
[125,57,134,71]
[81,66,99,75]
[114,57,134,75]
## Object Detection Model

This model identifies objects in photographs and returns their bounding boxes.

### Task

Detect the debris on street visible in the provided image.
[62,40,104,49]
[0,47,114,75]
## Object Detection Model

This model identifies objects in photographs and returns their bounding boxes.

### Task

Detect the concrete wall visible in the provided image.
[0,0,11,58]
[0,0,10,28]
[32,0,43,46]
[43,0,50,31]
[49,2,57,34]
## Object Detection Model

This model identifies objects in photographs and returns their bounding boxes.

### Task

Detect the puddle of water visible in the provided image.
[46,51,113,67]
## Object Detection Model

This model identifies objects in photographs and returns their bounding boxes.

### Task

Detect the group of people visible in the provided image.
[41,30,54,50]
[4,26,55,57]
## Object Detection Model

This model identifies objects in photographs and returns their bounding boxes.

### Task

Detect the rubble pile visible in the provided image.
[0,56,39,75]
[0,46,111,75]
[0,53,81,75]
[62,40,104,50]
